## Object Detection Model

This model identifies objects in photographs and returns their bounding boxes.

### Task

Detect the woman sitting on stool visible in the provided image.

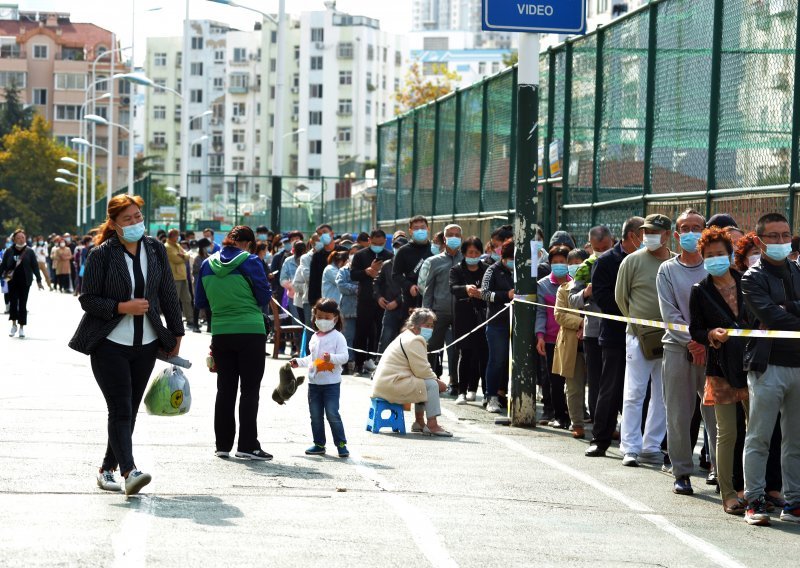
[371,308,452,437]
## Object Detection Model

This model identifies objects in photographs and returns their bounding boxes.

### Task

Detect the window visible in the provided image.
[214,49,224,63]
[308,140,322,154]
[308,168,321,178]
[293,73,300,87]
[381,75,386,90]
[309,111,322,125]
[153,132,166,145]
[269,113,274,127]
[367,44,374,60]
[270,58,276,72]
[174,105,181,121]
[395,50,402,66]
[311,28,324,42]
[33,88,47,105]
[209,154,223,174]
[176,79,182,94]
[365,100,371,115]
[0,71,26,88]
[255,130,261,144]
[383,46,388,62]
[294,45,300,60]
[55,73,87,90]
[478,62,486,75]
[191,143,203,158]
[212,133,223,148]
[213,77,223,89]
[232,102,246,117]
[491,61,500,74]
[366,72,373,88]
[270,86,276,99]
[153,105,166,119]
[95,106,109,120]
[337,99,352,115]
[118,139,128,156]
[337,127,351,142]
[190,89,203,103]
[55,105,83,121]
[232,157,245,171]
[381,102,386,118]
[309,84,323,98]
[176,51,182,66]
[310,56,323,70]
[154,78,166,92]
[365,127,372,144]
[233,47,247,62]
[232,129,245,144]
[337,42,353,59]
[119,109,130,124]
[154,52,167,66]
[339,71,352,85]
[394,77,400,91]
[96,76,109,91]
[33,44,48,59]
[270,30,277,43]
[190,170,201,183]
[175,158,181,172]
[190,62,203,76]
[254,156,261,172]
[229,73,249,90]
[191,37,203,50]
[423,37,449,51]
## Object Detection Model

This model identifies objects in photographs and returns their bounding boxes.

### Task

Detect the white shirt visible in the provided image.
[34,244,48,264]
[107,244,158,346]
[295,329,350,385]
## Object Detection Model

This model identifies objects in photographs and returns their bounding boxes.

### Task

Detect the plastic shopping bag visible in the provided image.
[144,365,192,416]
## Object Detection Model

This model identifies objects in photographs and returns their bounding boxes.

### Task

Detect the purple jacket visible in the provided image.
[536,272,572,344]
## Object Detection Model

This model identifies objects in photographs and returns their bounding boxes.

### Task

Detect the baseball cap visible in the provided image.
[642,214,672,232]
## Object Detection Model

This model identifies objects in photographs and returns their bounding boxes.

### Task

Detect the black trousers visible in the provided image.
[590,344,626,449]
[584,337,602,420]
[90,339,158,474]
[7,278,30,325]
[544,342,568,423]
[56,274,71,292]
[456,333,488,395]
[354,300,383,366]
[212,333,266,452]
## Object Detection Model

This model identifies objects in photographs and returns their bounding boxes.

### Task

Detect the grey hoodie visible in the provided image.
[421,250,463,315]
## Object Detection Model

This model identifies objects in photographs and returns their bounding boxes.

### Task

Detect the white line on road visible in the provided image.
[441,409,748,568]
[111,445,155,568]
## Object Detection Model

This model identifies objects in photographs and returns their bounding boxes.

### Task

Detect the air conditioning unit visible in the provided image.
[314,42,325,49]
[236,143,246,151]
[291,115,298,123]
[121,96,131,106]
[291,86,299,94]
[231,116,241,123]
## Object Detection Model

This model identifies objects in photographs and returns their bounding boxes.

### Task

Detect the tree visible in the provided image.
[394,62,461,113]
[502,50,519,69]
[0,115,77,235]
[0,81,34,145]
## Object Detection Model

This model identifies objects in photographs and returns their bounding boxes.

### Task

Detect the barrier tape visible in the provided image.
[513,295,800,340]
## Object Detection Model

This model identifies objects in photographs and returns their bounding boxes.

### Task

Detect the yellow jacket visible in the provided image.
[164,240,187,281]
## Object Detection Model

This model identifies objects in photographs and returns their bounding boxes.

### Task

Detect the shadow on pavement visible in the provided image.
[113,495,243,526]
[234,459,335,479]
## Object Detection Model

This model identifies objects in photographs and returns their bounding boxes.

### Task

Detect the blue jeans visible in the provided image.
[308,383,347,448]
[485,325,510,398]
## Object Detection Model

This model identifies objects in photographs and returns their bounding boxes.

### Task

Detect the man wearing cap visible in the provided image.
[615,213,676,468]
[656,209,718,495]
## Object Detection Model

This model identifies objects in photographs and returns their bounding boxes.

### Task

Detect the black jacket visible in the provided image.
[1,245,41,288]
[689,271,752,388]
[351,246,393,305]
[374,258,402,308]
[741,258,800,371]
[481,261,513,328]
[450,261,487,338]
[392,241,433,309]
[308,245,346,306]
[270,249,289,301]
[69,236,185,355]
[592,242,627,348]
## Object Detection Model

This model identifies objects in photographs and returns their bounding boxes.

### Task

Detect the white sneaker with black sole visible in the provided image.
[215,450,230,459]
[96,469,122,492]
[123,470,152,496]
[17,326,24,338]
[9,323,17,337]
[455,394,467,405]
[465,392,477,402]
[235,449,273,461]
[621,453,640,467]
[486,396,502,413]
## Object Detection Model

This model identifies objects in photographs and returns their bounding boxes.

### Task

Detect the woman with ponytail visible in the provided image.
[69,194,185,497]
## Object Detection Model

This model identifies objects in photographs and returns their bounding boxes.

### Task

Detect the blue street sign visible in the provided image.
[482,0,587,34]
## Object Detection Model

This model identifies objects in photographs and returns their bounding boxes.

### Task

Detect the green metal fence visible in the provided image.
[377,0,800,242]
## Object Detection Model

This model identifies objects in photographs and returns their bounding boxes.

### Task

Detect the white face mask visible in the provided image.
[316,318,336,332]
[643,234,663,252]
[747,254,761,267]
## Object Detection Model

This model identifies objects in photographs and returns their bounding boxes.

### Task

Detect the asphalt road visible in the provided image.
[1,288,798,567]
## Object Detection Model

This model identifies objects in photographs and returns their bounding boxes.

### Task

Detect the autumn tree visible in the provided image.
[502,50,518,68]
[394,62,461,113]
[0,81,34,146]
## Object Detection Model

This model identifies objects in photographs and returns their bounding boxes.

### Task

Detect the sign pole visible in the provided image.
[509,32,540,427]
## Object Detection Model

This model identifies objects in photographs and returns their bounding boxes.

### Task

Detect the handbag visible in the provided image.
[633,324,664,360]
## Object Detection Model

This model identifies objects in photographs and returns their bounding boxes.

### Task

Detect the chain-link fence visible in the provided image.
[377,0,800,242]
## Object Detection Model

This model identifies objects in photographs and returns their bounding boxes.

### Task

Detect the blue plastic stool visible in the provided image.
[366,398,406,434]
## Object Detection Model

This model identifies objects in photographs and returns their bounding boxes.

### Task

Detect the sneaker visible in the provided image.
[706,471,718,486]
[363,359,377,372]
[486,396,502,413]
[337,443,350,458]
[780,503,800,523]
[465,391,477,402]
[17,326,24,339]
[455,394,467,405]
[622,453,640,467]
[745,497,771,526]
[235,449,273,461]
[123,470,152,496]
[305,444,326,456]
[673,476,693,495]
[661,464,673,474]
[538,413,554,426]
[214,450,230,459]
[9,323,17,337]
[96,469,122,492]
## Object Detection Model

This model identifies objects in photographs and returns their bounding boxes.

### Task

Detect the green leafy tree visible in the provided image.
[502,50,519,68]
[0,81,34,145]
[394,62,461,113]
[0,115,77,234]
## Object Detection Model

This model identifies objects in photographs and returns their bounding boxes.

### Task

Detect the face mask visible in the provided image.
[316,318,336,332]
[320,232,332,246]
[370,244,384,254]
[120,221,145,243]
[258,234,267,241]
[15,243,25,250]
[4,242,10,248]
[430,244,440,255]
[679,232,701,253]
[747,254,761,267]
[504,259,514,269]
[446,237,461,250]
[314,241,324,252]
[64,237,71,244]
[412,229,428,243]
[419,326,433,341]
[264,253,272,263]
[551,263,569,278]
[284,242,292,252]
[491,252,501,262]
[704,256,730,277]
[568,264,580,278]
[765,242,792,262]
[37,241,44,246]
[59,242,66,248]
[643,234,663,252]
[465,257,481,266]
[206,246,214,254]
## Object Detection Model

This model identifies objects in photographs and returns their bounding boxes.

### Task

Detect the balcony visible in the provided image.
[228,85,248,94]
[0,49,25,59]
[149,141,168,150]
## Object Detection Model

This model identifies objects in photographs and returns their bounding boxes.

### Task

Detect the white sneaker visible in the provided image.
[17,326,24,338]
[363,359,377,372]
[622,453,640,467]
[455,394,467,405]
[465,391,477,402]
[96,469,122,492]
[123,470,152,496]
[9,323,17,337]
[486,396,502,413]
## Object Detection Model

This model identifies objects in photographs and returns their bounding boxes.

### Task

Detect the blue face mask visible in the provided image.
[419,327,433,341]
[568,264,580,278]
[765,243,792,262]
[314,241,324,252]
[4,242,10,248]
[206,246,214,255]
[679,232,702,253]
[258,234,267,241]
[370,244,384,254]
[120,221,145,243]
[491,252,501,262]
[446,237,461,250]
[704,256,731,277]
[551,263,569,278]
[465,257,481,266]
[284,242,292,252]
[412,229,429,243]
[430,244,440,255]
[504,259,514,270]
[320,232,332,246]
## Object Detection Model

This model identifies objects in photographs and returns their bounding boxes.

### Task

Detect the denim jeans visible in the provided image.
[485,325,510,398]
[308,383,347,448]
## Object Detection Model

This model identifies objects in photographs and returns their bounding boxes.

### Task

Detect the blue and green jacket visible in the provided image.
[195,246,272,335]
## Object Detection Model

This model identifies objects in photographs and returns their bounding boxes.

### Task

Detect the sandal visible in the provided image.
[411,422,425,433]
[422,425,453,438]
[724,499,746,516]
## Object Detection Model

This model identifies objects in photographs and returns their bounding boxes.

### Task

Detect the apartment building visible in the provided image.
[0,8,131,190]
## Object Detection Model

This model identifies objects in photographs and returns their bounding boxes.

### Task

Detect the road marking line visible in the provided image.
[441,409,746,568]
[112,445,155,568]
[351,453,458,568]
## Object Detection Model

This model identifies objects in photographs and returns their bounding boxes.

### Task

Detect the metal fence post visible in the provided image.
[544,49,556,238]
[411,113,419,216]
[271,175,282,233]
[591,28,605,228]
[452,90,462,221]
[376,125,383,223]
[789,8,800,229]
[234,173,240,226]
[432,99,441,217]
[507,67,518,217]
[706,0,725,220]
[479,79,489,215]
[562,42,574,226]
[395,118,402,224]
[642,2,659,212]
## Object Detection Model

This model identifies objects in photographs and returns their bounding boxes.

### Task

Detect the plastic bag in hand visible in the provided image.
[144,365,192,416]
